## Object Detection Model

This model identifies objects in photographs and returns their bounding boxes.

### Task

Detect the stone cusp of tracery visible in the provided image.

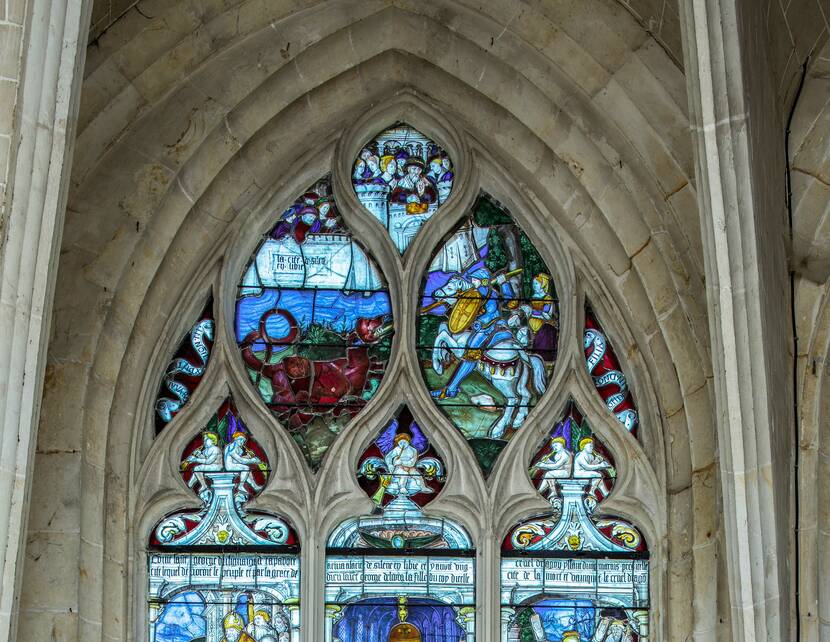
[418,192,559,476]
[500,402,649,641]
[234,177,394,470]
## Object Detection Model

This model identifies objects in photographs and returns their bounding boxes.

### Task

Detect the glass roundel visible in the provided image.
[418,192,559,475]
[352,123,454,253]
[235,177,393,470]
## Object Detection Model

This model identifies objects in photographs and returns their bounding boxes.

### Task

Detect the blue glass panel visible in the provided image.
[325,556,475,642]
[149,555,299,642]
[501,602,647,642]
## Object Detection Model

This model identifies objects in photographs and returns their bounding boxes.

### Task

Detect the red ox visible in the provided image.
[239,309,391,429]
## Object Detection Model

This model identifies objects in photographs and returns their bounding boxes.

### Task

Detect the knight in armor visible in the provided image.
[431,267,517,399]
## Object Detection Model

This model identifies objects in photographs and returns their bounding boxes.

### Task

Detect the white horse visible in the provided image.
[429,275,548,438]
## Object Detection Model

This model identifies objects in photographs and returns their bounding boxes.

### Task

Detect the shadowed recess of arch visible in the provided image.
[234,176,394,470]
[417,191,559,475]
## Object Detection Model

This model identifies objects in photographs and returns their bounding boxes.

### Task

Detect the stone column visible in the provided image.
[324,604,342,642]
[0,0,91,640]
[458,606,475,642]
[285,598,300,642]
[680,0,791,639]
[634,610,649,641]
[500,606,515,641]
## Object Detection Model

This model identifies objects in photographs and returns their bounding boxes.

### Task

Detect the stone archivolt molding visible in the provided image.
[129,100,665,641]
[25,2,717,641]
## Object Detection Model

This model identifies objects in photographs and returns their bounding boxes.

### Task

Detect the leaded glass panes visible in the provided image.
[418,192,558,474]
[154,295,214,433]
[148,400,300,642]
[500,402,649,641]
[352,123,454,253]
[235,178,393,469]
[325,408,475,641]
[584,305,639,434]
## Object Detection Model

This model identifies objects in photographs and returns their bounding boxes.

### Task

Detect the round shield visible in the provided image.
[448,288,483,333]
[389,622,422,642]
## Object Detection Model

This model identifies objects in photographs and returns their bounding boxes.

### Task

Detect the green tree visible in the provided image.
[519,231,552,298]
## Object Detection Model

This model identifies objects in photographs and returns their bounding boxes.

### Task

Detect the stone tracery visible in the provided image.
[16,1,720,640]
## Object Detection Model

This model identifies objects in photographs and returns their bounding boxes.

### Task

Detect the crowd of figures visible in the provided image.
[352,124,454,253]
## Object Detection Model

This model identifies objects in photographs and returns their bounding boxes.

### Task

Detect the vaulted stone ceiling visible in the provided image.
[88,0,686,64]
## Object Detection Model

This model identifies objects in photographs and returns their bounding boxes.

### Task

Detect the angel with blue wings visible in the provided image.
[359,420,444,507]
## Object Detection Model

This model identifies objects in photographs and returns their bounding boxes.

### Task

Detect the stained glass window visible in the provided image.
[235,178,393,469]
[154,295,214,433]
[325,407,475,642]
[584,305,639,433]
[352,123,454,253]
[148,399,300,642]
[418,192,559,474]
[500,402,649,641]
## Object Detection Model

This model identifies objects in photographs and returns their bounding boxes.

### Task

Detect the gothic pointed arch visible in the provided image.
[148,399,301,641]
[325,406,476,641]
[500,400,649,640]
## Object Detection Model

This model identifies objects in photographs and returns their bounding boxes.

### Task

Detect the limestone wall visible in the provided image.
[0,0,25,259]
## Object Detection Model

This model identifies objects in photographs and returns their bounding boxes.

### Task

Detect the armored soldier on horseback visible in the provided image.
[427,266,521,399]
